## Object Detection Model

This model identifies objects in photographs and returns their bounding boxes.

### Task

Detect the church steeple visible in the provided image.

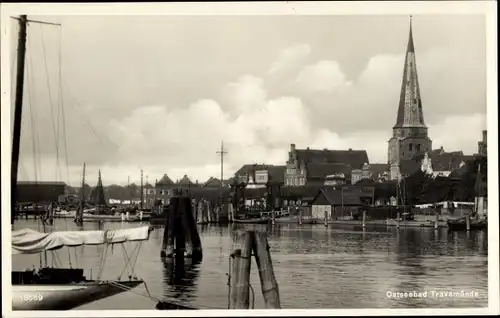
[387,16,432,180]
[394,16,425,128]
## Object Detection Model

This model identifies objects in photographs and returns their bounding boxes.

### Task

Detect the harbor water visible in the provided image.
[12,219,488,309]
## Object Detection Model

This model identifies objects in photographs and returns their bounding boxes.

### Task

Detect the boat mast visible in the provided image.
[11,15,28,225]
[140,169,143,210]
[78,162,86,223]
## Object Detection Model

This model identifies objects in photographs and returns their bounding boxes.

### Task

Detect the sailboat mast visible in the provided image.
[81,162,86,210]
[11,15,28,225]
[140,170,143,210]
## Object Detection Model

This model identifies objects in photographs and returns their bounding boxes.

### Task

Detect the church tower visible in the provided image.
[388,17,432,180]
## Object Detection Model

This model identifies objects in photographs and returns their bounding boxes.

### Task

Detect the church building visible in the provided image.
[388,17,433,180]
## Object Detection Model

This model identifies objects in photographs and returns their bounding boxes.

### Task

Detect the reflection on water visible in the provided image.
[11,220,488,309]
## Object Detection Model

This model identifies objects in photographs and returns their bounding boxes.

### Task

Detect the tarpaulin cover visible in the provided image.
[12,226,151,255]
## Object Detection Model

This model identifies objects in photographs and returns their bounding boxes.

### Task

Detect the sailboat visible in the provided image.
[12,226,153,310]
[10,15,152,310]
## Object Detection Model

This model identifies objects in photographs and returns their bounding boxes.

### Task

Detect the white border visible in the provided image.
[1,1,498,317]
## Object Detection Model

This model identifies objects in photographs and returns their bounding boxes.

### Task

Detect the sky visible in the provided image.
[9,14,487,186]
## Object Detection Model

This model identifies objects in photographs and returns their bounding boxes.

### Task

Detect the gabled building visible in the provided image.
[399,149,474,178]
[476,130,487,157]
[233,164,286,188]
[351,163,390,184]
[285,143,369,187]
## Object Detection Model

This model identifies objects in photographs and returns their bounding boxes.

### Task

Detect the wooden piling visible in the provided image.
[253,231,281,309]
[396,211,400,229]
[207,201,212,223]
[182,197,203,259]
[271,209,275,226]
[434,212,439,229]
[298,208,303,226]
[230,231,254,309]
[466,214,471,231]
[228,203,234,223]
[161,197,177,258]
[362,210,366,228]
[216,205,220,224]
[324,210,328,227]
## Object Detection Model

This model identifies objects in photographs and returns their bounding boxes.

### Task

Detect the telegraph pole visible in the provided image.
[216,141,228,188]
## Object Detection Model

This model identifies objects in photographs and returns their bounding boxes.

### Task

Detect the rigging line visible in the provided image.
[62,80,119,149]
[26,48,39,185]
[39,23,62,182]
[58,26,70,185]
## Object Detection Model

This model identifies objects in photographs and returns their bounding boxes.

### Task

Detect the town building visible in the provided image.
[233,164,286,188]
[388,17,433,180]
[476,130,487,156]
[351,163,390,184]
[155,173,200,204]
[285,143,369,187]
[399,148,474,178]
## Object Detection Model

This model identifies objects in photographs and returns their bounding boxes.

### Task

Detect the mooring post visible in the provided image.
[362,210,366,229]
[183,196,203,259]
[298,208,303,226]
[324,210,328,227]
[161,196,178,258]
[228,203,234,223]
[271,209,275,225]
[207,201,212,224]
[230,231,254,309]
[396,211,400,229]
[216,205,220,224]
[253,231,281,309]
[466,214,471,231]
[434,212,439,229]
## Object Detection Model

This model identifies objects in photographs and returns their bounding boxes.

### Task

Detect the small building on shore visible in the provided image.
[16,181,67,204]
[310,187,364,220]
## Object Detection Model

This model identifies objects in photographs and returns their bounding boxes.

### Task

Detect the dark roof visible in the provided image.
[401,150,472,176]
[369,163,390,175]
[295,148,369,170]
[312,188,363,206]
[307,163,352,180]
[178,175,194,185]
[234,164,286,183]
[17,181,67,186]
[267,165,286,183]
[157,174,175,186]
[203,177,222,188]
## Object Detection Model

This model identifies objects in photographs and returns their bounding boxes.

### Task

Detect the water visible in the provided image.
[12,219,488,309]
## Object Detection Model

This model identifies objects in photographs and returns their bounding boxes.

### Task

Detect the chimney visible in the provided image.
[482,130,487,142]
[290,143,296,152]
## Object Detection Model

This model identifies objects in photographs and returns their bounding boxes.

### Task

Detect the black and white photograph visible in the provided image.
[1,1,498,315]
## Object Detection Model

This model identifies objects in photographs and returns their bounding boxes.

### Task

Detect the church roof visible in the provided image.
[394,16,426,129]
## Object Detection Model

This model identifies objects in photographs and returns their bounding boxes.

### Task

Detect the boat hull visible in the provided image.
[12,280,143,310]
[233,218,270,224]
[447,220,487,231]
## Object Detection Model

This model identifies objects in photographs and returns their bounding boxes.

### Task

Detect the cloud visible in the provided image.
[18,41,486,185]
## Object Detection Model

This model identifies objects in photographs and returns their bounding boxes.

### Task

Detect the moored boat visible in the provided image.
[12,226,153,310]
[447,217,487,231]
